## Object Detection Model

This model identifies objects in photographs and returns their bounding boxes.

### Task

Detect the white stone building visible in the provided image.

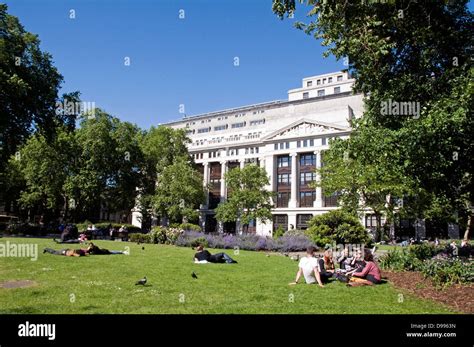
[133,71,366,236]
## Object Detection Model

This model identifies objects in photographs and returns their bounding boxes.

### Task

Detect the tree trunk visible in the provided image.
[463,207,472,240]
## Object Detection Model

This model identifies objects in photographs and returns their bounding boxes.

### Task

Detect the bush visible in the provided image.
[174,230,315,252]
[379,249,423,271]
[129,233,150,243]
[422,258,474,286]
[4,222,50,236]
[148,226,183,245]
[76,221,142,234]
[179,223,202,232]
[305,210,370,246]
[273,225,286,239]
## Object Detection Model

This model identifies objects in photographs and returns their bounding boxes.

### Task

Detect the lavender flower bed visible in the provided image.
[175,230,314,252]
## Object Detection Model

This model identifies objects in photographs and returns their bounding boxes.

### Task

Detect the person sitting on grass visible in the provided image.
[337,248,355,272]
[43,247,88,257]
[85,242,129,255]
[317,250,336,283]
[348,250,382,286]
[194,245,238,264]
[289,246,324,287]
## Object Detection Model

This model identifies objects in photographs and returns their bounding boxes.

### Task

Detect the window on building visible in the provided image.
[303,92,309,99]
[300,172,316,185]
[303,139,308,147]
[231,122,246,128]
[334,87,341,94]
[300,191,315,207]
[198,127,210,134]
[285,142,290,149]
[317,79,321,85]
[300,153,316,166]
[337,75,343,81]
[322,137,327,146]
[277,192,290,208]
[365,214,378,231]
[323,191,339,207]
[274,143,278,150]
[328,77,333,83]
[306,81,312,87]
[277,173,291,185]
[323,78,327,84]
[317,90,325,97]
[250,119,265,126]
[297,141,301,148]
[309,139,314,146]
[214,125,227,131]
[273,214,288,232]
[277,156,290,167]
[296,214,313,230]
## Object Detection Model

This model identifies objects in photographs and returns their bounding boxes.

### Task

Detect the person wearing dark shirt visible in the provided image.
[194,245,237,264]
[317,250,335,283]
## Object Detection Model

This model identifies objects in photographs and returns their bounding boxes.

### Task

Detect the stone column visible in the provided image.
[201,162,209,209]
[313,150,322,208]
[288,153,298,208]
[220,160,227,202]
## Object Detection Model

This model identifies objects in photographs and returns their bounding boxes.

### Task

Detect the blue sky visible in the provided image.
[6,0,340,128]
[6,1,472,129]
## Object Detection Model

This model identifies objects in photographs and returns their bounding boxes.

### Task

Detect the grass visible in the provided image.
[0,237,456,314]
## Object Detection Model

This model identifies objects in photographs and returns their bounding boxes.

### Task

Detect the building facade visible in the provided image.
[133,71,366,236]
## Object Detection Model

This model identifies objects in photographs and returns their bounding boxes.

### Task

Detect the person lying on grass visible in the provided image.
[193,244,238,264]
[289,246,324,287]
[43,243,128,257]
[43,247,88,257]
[85,243,129,255]
[347,250,382,287]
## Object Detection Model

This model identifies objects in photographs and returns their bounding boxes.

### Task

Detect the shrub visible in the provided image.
[129,233,149,243]
[422,258,474,287]
[305,210,370,246]
[4,222,49,236]
[379,249,423,271]
[148,226,183,245]
[273,225,286,239]
[179,223,202,232]
[174,230,314,252]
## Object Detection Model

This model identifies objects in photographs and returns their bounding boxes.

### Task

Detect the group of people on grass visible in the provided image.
[290,246,381,287]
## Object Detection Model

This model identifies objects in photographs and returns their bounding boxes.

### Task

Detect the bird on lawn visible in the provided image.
[135,276,147,286]
[192,272,198,279]
[142,246,145,250]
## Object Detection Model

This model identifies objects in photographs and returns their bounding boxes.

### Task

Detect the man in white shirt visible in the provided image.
[289,246,324,287]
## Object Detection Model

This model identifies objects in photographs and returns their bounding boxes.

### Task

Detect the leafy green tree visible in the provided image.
[153,158,205,223]
[306,210,371,247]
[274,0,473,238]
[0,4,79,209]
[215,164,274,232]
[138,126,191,228]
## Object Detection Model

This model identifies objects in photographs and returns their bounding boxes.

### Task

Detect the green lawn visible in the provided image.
[0,237,455,314]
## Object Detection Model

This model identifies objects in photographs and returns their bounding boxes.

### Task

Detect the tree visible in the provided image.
[317,125,411,241]
[215,164,274,232]
[274,0,473,238]
[153,158,205,224]
[306,210,371,247]
[0,4,78,209]
[138,126,191,228]
[6,109,144,223]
